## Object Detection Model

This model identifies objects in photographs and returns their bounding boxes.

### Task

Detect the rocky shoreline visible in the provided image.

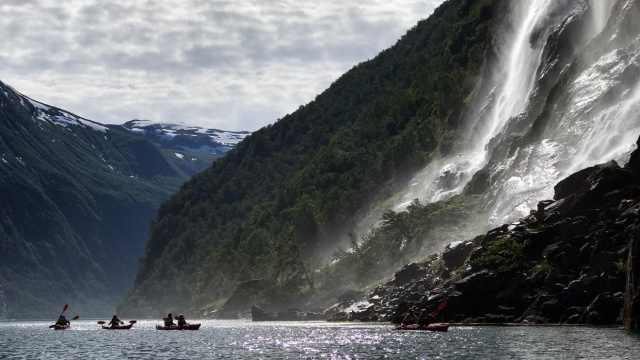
[220,137,640,330]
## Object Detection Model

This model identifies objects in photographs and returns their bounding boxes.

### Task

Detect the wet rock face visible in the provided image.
[336,137,640,326]
[393,263,427,287]
[442,241,475,270]
[624,220,640,330]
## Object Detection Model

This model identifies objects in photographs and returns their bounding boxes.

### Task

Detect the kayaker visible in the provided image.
[164,313,175,327]
[55,315,70,326]
[108,315,123,328]
[177,314,187,327]
[417,310,433,327]
[402,310,417,326]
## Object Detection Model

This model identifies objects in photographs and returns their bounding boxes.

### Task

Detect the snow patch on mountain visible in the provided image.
[121,120,250,154]
[1,79,108,133]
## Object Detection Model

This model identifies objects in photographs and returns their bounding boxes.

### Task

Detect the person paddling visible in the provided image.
[164,313,175,327]
[108,315,123,328]
[55,315,70,326]
[177,314,187,327]
[417,310,434,328]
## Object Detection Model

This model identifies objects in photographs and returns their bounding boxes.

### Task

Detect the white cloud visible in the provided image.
[0,0,444,131]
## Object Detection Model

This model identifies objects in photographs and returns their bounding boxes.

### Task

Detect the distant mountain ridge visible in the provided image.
[119,120,250,155]
[0,80,245,319]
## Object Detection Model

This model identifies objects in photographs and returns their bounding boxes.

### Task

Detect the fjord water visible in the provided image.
[3,320,639,359]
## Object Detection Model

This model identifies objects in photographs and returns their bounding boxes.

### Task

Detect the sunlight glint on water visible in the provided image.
[2,320,640,359]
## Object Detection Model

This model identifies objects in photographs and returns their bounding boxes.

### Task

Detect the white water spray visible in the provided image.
[396,0,626,234]
[396,1,565,211]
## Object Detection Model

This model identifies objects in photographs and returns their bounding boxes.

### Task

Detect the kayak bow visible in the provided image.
[102,324,133,330]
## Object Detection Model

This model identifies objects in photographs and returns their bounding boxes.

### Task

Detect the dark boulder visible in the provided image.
[276,308,303,321]
[553,160,635,214]
[465,168,491,195]
[251,305,275,321]
[550,250,579,275]
[326,312,348,322]
[338,290,365,304]
[455,270,502,317]
[581,292,621,325]
[221,279,269,314]
[623,136,640,171]
[540,298,563,322]
[497,306,517,316]
[442,240,475,270]
[393,263,427,287]
[560,307,584,324]
[588,251,616,275]
[554,161,619,200]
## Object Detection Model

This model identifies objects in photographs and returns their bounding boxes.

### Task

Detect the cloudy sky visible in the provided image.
[1,0,444,131]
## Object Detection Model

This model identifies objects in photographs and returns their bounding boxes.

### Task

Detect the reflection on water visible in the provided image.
[2,320,639,359]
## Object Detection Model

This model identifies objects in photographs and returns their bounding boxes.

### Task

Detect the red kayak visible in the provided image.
[102,324,133,330]
[50,324,70,330]
[395,323,449,332]
[155,323,201,330]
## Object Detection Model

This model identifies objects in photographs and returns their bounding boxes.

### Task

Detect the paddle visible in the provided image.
[97,321,106,325]
[425,300,447,319]
[60,304,68,317]
[129,320,137,324]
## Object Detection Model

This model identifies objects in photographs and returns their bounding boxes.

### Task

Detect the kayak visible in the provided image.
[395,323,449,332]
[50,324,70,330]
[155,323,201,330]
[102,324,133,330]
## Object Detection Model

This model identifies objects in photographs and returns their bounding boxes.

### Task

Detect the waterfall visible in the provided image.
[396,0,628,234]
[396,1,573,211]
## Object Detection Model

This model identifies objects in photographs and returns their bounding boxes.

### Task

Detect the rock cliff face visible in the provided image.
[329,137,640,326]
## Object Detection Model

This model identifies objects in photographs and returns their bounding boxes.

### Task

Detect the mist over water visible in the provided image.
[396,0,637,235]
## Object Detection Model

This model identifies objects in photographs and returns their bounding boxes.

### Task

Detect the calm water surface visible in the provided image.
[1,320,639,359]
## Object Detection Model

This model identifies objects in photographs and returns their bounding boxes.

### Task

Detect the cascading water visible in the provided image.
[396,1,580,210]
[397,0,631,235]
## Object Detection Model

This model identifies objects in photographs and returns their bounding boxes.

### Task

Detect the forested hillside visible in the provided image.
[122,0,498,316]
[0,81,202,319]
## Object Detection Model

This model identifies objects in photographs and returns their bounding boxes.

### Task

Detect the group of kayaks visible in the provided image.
[49,304,447,332]
[51,321,202,331]
[49,304,200,331]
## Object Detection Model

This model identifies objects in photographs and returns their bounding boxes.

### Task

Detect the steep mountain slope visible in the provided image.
[123,0,640,319]
[0,81,196,319]
[121,0,498,316]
